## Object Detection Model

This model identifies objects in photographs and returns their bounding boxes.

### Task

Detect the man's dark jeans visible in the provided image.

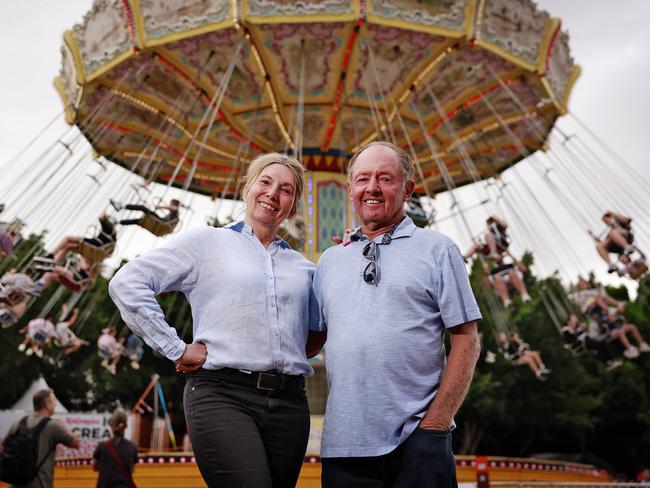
[322,427,457,488]
[184,369,310,488]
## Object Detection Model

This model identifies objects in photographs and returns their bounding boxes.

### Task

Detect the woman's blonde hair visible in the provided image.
[242,153,305,215]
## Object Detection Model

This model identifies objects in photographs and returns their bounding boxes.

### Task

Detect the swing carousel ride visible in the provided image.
[51,0,585,261]
[1,0,649,484]
[2,0,647,273]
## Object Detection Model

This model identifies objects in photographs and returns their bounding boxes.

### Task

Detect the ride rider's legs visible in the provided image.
[623,323,646,347]
[507,269,529,298]
[492,275,510,305]
[52,236,83,263]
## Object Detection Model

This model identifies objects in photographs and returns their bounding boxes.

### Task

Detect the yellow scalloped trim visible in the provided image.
[127,0,238,48]
[366,0,467,38]
[129,0,146,49]
[537,17,560,75]
[242,0,360,24]
[539,75,560,112]
[560,65,581,115]
[53,77,76,125]
[464,0,478,38]
[63,30,86,85]
[139,20,238,49]
[474,39,536,73]
[86,49,135,82]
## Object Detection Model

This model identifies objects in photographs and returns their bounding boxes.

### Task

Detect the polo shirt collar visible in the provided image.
[349,216,417,242]
[227,220,291,250]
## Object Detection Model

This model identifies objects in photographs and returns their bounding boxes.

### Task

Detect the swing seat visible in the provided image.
[563,341,586,356]
[0,305,17,329]
[629,261,648,280]
[140,214,178,237]
[0,287,26,307]
[490,262,516,276]
[78,240,115,262]
[58,274,89,293]
[405,201,429,229]
[31,256,56,272]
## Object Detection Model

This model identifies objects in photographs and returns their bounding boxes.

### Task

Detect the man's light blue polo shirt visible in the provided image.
[109,221,318,376]
[313,216,481,457]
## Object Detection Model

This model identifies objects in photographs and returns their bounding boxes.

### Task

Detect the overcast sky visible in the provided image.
[0,1,648,285]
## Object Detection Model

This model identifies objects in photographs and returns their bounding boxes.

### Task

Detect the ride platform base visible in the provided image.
[0,453,609,488]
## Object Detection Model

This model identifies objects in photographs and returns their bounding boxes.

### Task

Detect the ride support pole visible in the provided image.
[476,455,489,488]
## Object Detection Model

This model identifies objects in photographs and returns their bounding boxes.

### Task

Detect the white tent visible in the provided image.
[10,376,68,413]
[0,377,69,439]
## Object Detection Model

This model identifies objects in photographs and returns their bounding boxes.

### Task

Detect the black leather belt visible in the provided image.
[199,367,304,392]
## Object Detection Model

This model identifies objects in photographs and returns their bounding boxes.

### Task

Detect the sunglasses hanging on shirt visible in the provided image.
[361,223,400,286]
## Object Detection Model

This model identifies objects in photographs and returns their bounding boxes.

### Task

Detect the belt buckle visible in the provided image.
[256,372,278,391]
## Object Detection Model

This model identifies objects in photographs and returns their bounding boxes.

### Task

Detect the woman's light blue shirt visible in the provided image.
[109,221,318,376]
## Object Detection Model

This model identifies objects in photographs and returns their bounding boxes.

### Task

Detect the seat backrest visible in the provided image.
[140,214,178,236]
[0,287,26,306]
[58,274,84,293]
[629,262,648,280]
[0,306,18,329]
[78,241,115,262]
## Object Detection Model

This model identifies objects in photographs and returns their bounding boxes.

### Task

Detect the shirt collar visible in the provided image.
[350,216,417,242]
[227,220,291,250]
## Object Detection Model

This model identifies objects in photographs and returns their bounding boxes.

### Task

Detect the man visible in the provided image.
[313,141,482,487]
[2,389,80,488]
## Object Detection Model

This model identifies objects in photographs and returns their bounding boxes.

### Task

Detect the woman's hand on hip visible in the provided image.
[175,342,207,373]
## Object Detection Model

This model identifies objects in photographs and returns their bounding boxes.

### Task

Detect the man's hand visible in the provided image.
[175,342,207,373]
[306,331,327,358]
[419,417,452,431]
[330,228,356,246]
[70,435,81,449]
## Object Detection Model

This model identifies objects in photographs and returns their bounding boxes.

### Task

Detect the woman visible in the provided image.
[93,408,138,488]
[109,153,323,488]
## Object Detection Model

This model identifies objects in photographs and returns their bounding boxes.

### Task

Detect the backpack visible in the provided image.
[0,416,51,485]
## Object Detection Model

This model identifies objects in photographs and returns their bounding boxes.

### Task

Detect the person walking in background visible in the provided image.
[93,408,138,488]
[1,389,80,488]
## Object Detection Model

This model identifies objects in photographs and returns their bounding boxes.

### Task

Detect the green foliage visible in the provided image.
[3,234,650,475]
[454,262,650,476]
[0,235,191,438]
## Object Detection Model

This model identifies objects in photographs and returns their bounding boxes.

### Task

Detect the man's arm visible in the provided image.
[420,321,480,430]
[52,420,81,449]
